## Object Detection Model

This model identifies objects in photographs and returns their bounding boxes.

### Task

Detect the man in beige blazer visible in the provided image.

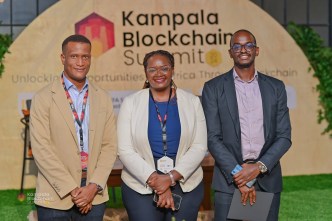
[30,34,117,220]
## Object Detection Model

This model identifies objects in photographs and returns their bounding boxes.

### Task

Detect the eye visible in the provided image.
[147,68,156,74]
[231,44,241,51]
[245,43,256,50]
[161,66,170,73]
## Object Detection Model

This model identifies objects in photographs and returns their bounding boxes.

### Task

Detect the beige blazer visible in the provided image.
[30,79,117,210]
[117,88,207,194]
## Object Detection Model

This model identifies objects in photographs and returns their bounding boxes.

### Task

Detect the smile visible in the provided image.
[153,77,166,83]
[75,68,85,72]
[239,54,250,59]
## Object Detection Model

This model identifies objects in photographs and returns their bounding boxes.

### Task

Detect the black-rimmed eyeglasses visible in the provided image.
[230,42,256,53]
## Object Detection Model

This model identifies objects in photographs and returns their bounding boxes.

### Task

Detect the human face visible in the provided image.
[145,54,174,92]
[61,41,91,89]
[228,31,259,69]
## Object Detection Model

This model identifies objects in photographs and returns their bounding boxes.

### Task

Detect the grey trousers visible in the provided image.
[214,185,281,221]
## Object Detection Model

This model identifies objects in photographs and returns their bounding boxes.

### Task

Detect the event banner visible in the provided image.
[0,0,331,189]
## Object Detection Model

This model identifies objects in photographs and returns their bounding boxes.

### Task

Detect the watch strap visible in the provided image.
[90,182,103,192]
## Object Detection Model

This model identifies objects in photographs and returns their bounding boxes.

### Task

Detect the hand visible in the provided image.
[79,202,92,214]
[70,187,79,198]
[238,186,256,206]
[233,163,260,187]
[147,173,172,195]
[72,183,98,208]
[147,170,183,195]
[156,188,175,211]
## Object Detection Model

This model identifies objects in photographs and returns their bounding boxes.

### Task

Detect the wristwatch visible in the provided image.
[257,161,268,173]
[96,184,103,192]
[90,182,103,192]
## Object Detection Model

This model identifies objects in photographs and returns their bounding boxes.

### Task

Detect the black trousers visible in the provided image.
[121,181,204,221]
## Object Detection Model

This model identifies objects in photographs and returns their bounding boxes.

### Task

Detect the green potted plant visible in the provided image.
[288,22,332,137]
[0,32,12,77]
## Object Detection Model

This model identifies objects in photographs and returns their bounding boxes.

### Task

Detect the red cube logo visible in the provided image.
[75,13,115,57]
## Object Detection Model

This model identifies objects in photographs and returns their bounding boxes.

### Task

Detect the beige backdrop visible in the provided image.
[0,0,331,189]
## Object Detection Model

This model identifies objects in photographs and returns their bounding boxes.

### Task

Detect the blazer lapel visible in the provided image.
[258,73,271,140]
[52,80,78,146]
[88,83,98,150]
[175,89,186,158]
[224,71,241,140]
[137,89,155,164]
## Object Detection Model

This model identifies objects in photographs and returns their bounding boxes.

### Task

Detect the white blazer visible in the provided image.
[117,88,207,194]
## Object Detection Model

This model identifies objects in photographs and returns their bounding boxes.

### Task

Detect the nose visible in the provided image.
[240,45,247,53]
[155,69,166,76]
[76,58,85,66]
[156,69,163,75]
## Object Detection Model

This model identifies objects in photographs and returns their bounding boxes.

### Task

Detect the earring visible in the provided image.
[145,79,149,83]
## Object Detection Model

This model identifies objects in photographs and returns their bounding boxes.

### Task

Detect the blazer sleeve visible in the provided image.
[173,95,207,182]
[117,96,156,185]
[89,95,118,189]
[259,81,292,172]
[30,92,77,198]
[202,82,238,184]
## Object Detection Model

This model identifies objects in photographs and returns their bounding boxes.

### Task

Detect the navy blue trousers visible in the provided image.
[121,181,204,221]
[36,178,106,221]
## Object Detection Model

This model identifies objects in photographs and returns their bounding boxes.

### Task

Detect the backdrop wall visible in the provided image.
[0,0,331,189]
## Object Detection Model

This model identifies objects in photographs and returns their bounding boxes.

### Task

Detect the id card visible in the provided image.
[157,156,173,174]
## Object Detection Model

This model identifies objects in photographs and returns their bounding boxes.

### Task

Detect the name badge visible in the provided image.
[157,156,174,174]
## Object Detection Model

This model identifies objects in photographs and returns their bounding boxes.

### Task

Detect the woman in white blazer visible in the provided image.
[117,50,207,221]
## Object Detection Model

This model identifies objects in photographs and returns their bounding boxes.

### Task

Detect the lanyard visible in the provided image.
[61,75,88,151]
[149,88,172,156]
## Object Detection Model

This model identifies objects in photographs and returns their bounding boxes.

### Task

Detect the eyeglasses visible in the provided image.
[146,66,172,75]
[231,42,256,53]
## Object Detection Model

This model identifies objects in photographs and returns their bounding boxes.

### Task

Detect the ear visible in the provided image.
[60,53,65,65]
[228,49,233,59]
[255,47,259,56]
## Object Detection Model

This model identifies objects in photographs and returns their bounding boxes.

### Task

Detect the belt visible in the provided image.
[81,171,87,179]
[243,159,257,164]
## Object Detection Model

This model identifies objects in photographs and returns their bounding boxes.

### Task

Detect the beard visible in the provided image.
[236,62,253,69]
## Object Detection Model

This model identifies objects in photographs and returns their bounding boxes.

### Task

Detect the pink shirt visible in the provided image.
[233,70,265,161]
